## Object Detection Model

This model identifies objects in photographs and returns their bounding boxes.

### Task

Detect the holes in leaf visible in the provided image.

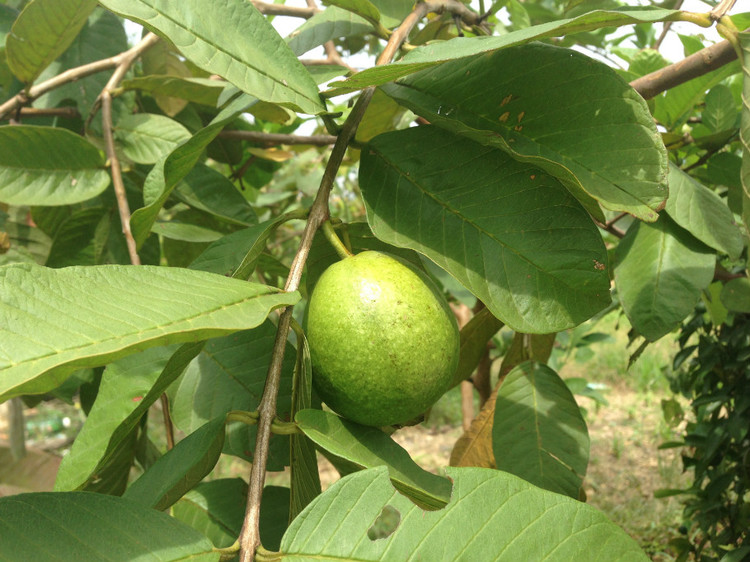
[367,505,400,541]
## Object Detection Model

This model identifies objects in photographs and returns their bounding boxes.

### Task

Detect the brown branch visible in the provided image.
[100,33,160,267]
[251,0,318,18]
[0,34,159,120]
[236,2,452,559]
[218,130,337,146]
[0,106,80,120]
[630,31,744,100]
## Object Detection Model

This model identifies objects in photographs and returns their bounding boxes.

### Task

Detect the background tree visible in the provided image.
[0,0,747,560]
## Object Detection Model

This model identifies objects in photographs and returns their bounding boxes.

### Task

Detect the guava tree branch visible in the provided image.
[251,0,318,18]
[236,2,462,559]
[98,32,177,450]
[630,31,744,99]
[0,33,160,120]
[218,130,337,146]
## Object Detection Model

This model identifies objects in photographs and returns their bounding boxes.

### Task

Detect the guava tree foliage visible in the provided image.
[0,0,747,560]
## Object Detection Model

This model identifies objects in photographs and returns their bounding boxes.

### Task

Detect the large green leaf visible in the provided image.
[382,43,668,221]
[0,126,109,206]
[54,345,194,491]
[279,466,648,561]
[124,416,226,510]
[492,361,589,498]
[172,478,247,548]
[168,322,296,471]
[130,95,255,248]
[327,6,681,92]
[615,216,715,341]
[99,0,324,114]
[323,0,380,27]
[287,5,371,56]
[0,492,218,561]
[35,9,127,116]
[295,409,452,510]
[360,126,611,333]
[0,263,299,400]
[5,0,97,84]
[114,113,192,165]
[664,165,744,260]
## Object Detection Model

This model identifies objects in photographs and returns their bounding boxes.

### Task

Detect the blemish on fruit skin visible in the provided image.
[498,112,510,123]
[501,94,513,106]
[514,125,523,132]
[517,111,525,123]
[530,175,536,180]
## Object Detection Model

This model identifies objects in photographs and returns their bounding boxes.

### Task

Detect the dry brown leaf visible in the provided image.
[449,388,498,468]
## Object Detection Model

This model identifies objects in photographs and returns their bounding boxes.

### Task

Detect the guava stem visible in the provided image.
[322,220,354,259]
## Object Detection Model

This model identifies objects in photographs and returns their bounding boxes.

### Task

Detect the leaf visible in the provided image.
[492,361,589,498]
[451,333,556,469]
[168,322,296,470]
[382,43,668,221]
[45,207,109,267]
[0,126,109,206]
[54,344,198,491]
[121,76,227,107]
[114,113,192,165]
[289,325,322,520]
[174,163,258,227]
[287,5,371,56]
[740,31,750,235]
[99,0,324,114]
[189,221,286,277]
[720,277,750,313]
[152,221,223,243]
[360,126,611,333]
[323,0,380,27]
[172,478,247,548]
[449,391,498,469]
[327,6,681,92]
[35,9,127,117]
[453,307,504,386]
[5,0,97,84]
[279,466,648,561]
[703,84,737,133]
[654,60,740,130]
[124,416,226,510]
[130,95,255,248]
[295,409,452,510]
[0,492,219,562]
[664,165,744,260]
[355,88,410,144]
[615,216,715,341]
[0,263,300,400]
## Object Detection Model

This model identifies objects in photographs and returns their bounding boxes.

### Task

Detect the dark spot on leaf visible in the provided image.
[367,505,400,540]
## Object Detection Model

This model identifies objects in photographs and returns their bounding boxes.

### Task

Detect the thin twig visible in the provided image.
[0,106,80,120]
[218,130,337,146]
[653,0,683,51]
[0,34,158,120]
[100,33,160,267]
[236,2,449,559]
[594,218,626,238]
[630,30,745,99]
[251,0,318,18]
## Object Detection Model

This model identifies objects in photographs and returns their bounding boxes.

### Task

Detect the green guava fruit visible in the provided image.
[306,250,460,427]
